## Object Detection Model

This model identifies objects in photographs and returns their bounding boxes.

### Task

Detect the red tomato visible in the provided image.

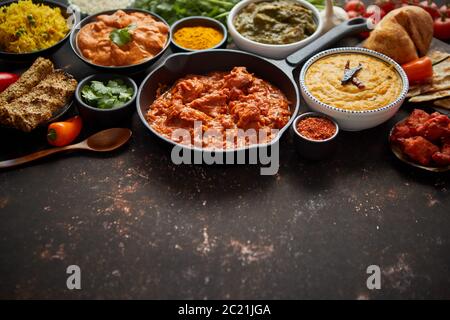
[359,8,380,39]
[345,0,366,14]
[400,0,420,5]
[376,0,396,13]
[359,31,371,39]
[434,14,450,40]
[347,10,361,19]
[0,72,19,92]
[440,5,450,16]
[419,1,441,19]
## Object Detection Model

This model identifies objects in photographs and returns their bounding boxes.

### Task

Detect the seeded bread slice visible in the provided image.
[2,70,78,132]
[0,57,54,126]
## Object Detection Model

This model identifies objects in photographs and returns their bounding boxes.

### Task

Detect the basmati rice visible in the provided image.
[0,0,69,53]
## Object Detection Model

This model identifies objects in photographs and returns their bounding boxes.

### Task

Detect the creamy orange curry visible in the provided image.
[77,10,169,66]
[305,53,403,111]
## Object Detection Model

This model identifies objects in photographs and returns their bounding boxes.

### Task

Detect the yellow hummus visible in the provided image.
[305,53,403,111]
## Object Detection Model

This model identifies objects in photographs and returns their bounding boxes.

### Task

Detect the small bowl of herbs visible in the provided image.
[75,74,138,128]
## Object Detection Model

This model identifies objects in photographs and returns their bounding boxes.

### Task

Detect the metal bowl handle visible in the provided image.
[285,18,371,67]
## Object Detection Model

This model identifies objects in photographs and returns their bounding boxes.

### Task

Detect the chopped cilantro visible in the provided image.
[81,79,134,110]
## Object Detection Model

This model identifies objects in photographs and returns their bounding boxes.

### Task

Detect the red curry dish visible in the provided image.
[146,67,291,149]
[391,109,450,166]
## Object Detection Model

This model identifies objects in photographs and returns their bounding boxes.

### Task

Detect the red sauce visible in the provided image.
[297,117,336,141]
[146,67,291,149]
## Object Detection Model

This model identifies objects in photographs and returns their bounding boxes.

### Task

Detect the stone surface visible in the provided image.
[0,1,449,299]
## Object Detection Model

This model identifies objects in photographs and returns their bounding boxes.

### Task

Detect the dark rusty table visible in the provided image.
[0,1,449,300]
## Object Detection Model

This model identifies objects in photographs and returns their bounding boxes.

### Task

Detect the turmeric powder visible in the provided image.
[173,26,223,50]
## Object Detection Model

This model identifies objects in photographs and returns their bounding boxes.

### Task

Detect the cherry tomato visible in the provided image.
[419,1,441,19]
[359,31,371,39]
[0,72,19,93]
[345,0,366,15]
[376,0,396,13]
[347,10,361,19]
[434,13,450,40]
[440,4,450,16]
[400,0,420,6]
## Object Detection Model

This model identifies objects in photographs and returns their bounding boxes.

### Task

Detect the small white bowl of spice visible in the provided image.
[170,16,228,52]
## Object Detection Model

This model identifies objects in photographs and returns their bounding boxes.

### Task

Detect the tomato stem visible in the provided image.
[47,128,57,142]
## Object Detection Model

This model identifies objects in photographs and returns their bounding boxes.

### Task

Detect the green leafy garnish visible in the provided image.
[81,79,134,110]
[133,0,240,25]
[305,0,325,10]
[109,24,136,47]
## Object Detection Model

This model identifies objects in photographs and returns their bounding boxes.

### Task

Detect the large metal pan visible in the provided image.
[137,18,370,154]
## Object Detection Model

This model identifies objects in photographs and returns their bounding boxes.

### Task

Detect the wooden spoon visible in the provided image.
[0,128,132,170]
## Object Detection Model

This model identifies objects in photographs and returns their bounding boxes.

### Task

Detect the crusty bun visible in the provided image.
[364,6,433,64]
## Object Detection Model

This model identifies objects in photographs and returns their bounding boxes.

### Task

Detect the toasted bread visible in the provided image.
[364,6,433,65]
[1,69,77,132]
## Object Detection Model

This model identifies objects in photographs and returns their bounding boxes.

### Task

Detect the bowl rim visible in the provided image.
[170,16,228,52]
[0,0,76,57]
[136,49,300,154]
[292,112,340,143]
[299,47,410,115]
[70,8,171,70]
[75,74,138,112]
[227,0,323,49]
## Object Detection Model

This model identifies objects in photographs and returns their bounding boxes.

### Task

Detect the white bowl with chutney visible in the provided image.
[227,0,323,59]
[299,47,409,131]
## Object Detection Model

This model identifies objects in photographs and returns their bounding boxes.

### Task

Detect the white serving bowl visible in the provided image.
[299,47,409,131]
[227,0,324,59]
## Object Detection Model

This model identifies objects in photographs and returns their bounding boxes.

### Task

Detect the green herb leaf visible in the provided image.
[119,90,133,101]
[98,97,117,109]
[109,24,136,47]
[81,79,134,110]
[134,0,240,25]
[81,85,99,103]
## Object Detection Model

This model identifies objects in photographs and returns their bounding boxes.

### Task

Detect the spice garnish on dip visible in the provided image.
[305,53,403,111]
[341,60,365,89]
[173,26,223,50]
[297,116,337,141]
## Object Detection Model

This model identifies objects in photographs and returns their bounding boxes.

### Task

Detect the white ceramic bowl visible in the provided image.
[299,47,409,131]
[227,0,324,59]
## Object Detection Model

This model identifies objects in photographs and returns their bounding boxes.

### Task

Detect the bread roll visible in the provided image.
[364,6,433,64]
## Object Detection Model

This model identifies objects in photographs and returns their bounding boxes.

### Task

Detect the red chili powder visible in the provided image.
[297,117,336,141]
